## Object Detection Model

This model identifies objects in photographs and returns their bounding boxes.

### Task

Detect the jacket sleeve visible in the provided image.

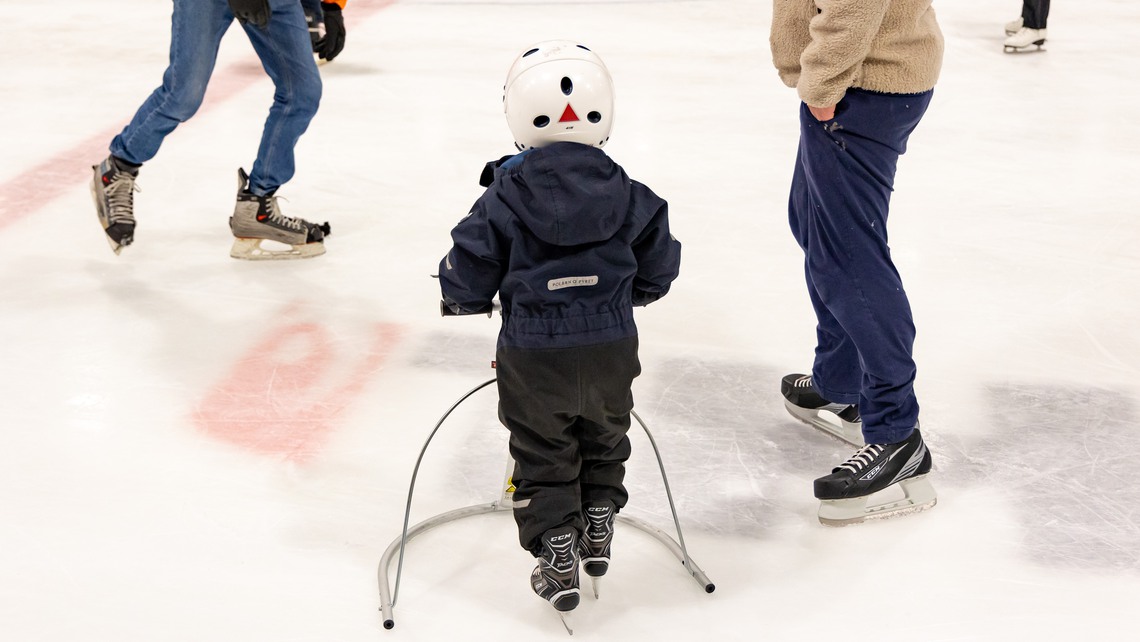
[438,200,506,314]
[630,198,681,307]
[797,0,891,107]
[769,0,814,89]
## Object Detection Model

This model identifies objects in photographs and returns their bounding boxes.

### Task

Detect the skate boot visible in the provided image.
[531,525,580,632]
[580,500,616,598]
[1004,27,1047,53]
[90,156,140,255]
[781,374,863,446]
[813,427,936,526]
[1004,17,1023,35]
[228,168,330,260]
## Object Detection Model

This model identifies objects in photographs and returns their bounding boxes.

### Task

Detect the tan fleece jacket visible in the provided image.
[770,0,944,107]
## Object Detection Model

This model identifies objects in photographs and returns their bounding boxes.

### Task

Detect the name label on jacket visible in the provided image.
[548,276,599,291]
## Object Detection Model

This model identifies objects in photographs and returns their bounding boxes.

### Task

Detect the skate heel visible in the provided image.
[549,589,580,612]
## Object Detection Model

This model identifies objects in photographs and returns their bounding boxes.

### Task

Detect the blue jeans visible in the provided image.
[787,88,933,444]
[110,0,321,196]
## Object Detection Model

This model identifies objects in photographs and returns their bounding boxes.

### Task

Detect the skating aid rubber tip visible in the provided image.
[383,619,395,630]
[705,583,716,593]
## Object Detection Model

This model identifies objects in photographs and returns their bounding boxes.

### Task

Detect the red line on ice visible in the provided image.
[194,321,403,462]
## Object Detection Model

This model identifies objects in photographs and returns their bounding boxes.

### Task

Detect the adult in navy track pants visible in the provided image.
[787,88,933,445]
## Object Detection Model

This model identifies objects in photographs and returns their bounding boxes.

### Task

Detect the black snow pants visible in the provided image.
[495,336,640,555]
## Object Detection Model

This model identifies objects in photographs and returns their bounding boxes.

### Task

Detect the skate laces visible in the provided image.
[104,172,139,224]
[837,444,886,474]
[261,196,306,232]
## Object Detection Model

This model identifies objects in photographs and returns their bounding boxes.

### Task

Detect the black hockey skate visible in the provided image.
[814,427,936,526]
[90,156,140,255]
[532,526,581,610]
[781,373,863,446]
[580,501,615,598]
[531,525,581,614]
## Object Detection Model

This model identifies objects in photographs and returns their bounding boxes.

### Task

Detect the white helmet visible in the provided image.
[503,40,615,151]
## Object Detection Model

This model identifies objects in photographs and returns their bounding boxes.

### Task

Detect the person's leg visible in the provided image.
[788,148,862,401]
[240,0,322,195]
[1023,0,1050,29]
[110,0,231,165]
[794,89,931,444]
[577,338,640,509]
[496,346,584,554]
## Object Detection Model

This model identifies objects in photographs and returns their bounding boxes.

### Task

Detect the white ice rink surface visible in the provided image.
[3,0,1139,639]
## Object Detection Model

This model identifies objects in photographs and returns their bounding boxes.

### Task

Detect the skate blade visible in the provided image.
[590,576,601,599]
[108,239,124,255]
[1003,42,1046,53]
[230,237,325,261]
[817,474,937,527]
[557,610,574,636]
[784,400,863,446]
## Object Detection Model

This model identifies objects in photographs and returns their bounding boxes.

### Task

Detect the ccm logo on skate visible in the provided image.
[550,533,573,542]
[548,276,598,290]
[860,464,884,481]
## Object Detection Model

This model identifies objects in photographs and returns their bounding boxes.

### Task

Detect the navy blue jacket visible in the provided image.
[439,142,681,350]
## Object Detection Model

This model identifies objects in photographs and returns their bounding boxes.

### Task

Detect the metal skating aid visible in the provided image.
[376,378,715,634]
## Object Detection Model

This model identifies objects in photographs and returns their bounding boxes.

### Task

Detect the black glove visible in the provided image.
[228,0,271,28]
[316,2,346,61]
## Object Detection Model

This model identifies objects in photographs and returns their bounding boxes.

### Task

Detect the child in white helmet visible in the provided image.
[438,40,681,618]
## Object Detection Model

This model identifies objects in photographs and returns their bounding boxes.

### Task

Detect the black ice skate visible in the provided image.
[90,156,140,255]
[229,168,330,260]
[813,427,937,526]
[781,373,863,446]
[580,500,615,598]
[531,525,580,633]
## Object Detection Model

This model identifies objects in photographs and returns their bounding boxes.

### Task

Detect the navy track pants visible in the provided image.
[788,88,933,444]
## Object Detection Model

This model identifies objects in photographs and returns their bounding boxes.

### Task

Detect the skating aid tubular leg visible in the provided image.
[376,378,715,631]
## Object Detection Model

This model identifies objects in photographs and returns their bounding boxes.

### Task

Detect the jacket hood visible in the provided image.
[495,143,631,247]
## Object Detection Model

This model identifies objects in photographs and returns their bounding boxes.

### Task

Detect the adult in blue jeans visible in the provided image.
[90,0,347,261]
[771,0,944,525]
